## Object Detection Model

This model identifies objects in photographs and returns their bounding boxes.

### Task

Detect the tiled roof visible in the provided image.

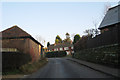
[1,25,43,47]
[1,25,31,38]
[99,4,120,29]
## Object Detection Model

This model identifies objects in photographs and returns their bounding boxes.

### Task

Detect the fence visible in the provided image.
[87,25,119,49]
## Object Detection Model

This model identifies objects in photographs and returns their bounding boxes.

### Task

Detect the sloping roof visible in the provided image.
[99,4,120,29]
[48,44,55,50]
[1,25,31,38]
[1,25,43,47]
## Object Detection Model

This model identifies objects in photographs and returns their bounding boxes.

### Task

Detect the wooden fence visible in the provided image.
[87,25,119,49]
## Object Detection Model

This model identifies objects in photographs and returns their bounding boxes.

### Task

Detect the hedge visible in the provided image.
[45,51,67,58]
[2,52,32,72]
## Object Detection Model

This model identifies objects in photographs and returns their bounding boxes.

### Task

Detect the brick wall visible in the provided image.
[2,38,42,62]
[28,39,41,62]
[2,38,26,53]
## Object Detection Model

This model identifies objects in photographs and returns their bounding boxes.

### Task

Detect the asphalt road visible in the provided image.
[27,58,113,78]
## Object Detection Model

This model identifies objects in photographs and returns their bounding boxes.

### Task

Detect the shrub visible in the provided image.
[45,51,67,58]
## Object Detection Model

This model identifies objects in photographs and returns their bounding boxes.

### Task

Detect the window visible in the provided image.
[64,47,69,50]
[56,48,58,51]
[54,48,58,51]
[60,48,63,51]
[71,46,73,49]
[54,48,56,51]
[72,51,74,53]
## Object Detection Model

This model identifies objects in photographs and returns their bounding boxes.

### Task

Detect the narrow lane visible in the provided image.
[27,58,113,78]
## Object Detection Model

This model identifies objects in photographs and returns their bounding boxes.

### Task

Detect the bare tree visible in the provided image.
[43,40,46,47]
[91,3,111,37]
[71,33,76,41]
[84,29,95,37]
[35,35,45,46]
[93,20,100,36]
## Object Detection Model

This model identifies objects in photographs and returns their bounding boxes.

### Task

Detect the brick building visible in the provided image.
[0,25,43,62]
[99,4,120,33]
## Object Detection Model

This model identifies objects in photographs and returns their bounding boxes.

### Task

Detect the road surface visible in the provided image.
[27,58,113,78]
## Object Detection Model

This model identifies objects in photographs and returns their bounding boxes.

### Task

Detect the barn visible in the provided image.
[1,25,43,62]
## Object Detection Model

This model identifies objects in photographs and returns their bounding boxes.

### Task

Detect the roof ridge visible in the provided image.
[1,25,32,38]
[109,4,120,10]
[99,4,119,29]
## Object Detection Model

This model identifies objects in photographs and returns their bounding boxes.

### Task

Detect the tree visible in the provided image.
[35,35,45,45]
[55,35,62,44]
[73,34,80,44]
[56,35,62,42]
[103,3,111,17]
[100,3,111,21]
[84,28,101,38]
[55,39,59,44]
[93,20,100,36]
[84,29,95,37]
[47,42,50,47]
[63,32,72,43]
[74,35,88,52]
[71,33,75,40]
[66,32,70,39]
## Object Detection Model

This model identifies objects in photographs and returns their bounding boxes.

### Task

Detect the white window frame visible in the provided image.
[60,48,63,51]
[71,46,73,49]
[64,47,69,50]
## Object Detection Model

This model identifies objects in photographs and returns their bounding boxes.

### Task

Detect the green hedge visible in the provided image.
[2,52,32,72]
[45,51,67,58]
[73,45,120,68]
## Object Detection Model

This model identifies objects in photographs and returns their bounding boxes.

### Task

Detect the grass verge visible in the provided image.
[2,58,48,78]
[19,58,48,74]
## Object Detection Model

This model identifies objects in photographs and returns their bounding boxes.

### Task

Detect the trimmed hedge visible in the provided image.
[2,52,32,72]
[73,45,120,68]
[45,51,67,58]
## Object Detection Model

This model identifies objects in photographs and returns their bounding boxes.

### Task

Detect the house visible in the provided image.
[48,42,74,55]
[0,25,44,62]
[99,4,120,33]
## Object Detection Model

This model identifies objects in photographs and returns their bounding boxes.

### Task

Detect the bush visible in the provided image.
[2,52,32,72]
[45,51,67,58]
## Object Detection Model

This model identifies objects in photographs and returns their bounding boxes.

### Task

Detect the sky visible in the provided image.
[0,0,119,47]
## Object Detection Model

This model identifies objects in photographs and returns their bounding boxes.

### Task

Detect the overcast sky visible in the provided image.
[0,0,118,47]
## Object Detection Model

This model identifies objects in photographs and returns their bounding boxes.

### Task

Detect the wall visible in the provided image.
[2,38,26,53]
[2,38,42,62]
[73,45,119,68]
[73,23,120,67]
[28,39,41,62]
